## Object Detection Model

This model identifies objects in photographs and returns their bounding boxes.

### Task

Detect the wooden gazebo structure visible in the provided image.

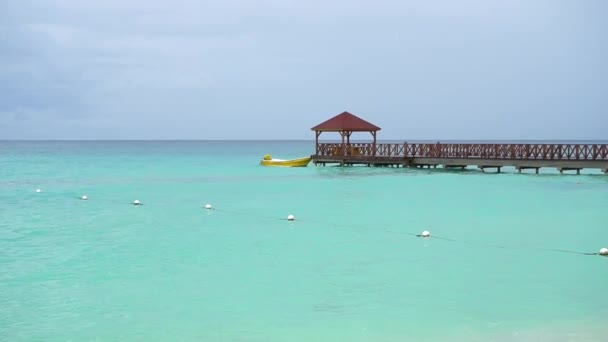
[311,111,381,157]
[309,112,608,172]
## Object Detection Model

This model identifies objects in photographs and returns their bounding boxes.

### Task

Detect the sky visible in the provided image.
[0,0,606,140]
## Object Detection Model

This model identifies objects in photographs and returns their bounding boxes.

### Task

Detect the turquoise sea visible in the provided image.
[1,141,607,341]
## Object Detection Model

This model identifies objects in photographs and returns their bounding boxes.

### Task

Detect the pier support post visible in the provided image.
[479,166,502,173]
[559,167,583,175]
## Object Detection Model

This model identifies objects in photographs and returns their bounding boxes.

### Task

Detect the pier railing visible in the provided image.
[316,143,608,160]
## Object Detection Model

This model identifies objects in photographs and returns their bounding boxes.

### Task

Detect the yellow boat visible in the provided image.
[260,154,312,167]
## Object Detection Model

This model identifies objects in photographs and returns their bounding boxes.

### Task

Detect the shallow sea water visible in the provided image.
[1,141,607,341]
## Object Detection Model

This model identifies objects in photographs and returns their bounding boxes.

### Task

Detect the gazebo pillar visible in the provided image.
[372,131,377,157]
[315,131,321,155]
[345,131,352,156]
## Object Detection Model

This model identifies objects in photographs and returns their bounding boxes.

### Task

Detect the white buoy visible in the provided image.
[133,200,141,205]
[81,195,88,200]
[421,230,430,237]
[287,214,295,221]
[600,248,608,256]
[36,189,41,193]
[205,204,213,210]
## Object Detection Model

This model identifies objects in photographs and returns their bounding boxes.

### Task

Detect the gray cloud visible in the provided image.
[1,0,607,139]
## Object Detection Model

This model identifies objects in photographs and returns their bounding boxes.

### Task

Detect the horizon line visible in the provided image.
[1,138,607,142]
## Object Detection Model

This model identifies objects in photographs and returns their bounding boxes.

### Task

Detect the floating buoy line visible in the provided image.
[30,189,608,258]
[199,206,607,257]
[224,208,608,257]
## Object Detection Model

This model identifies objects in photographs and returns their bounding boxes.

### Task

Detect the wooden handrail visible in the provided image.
[315,143,608,160]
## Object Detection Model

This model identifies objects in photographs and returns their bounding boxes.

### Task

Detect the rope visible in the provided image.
[27,193,606,257]
[384,226,599,256]
[215,209,603,257]
[211,208,285,222]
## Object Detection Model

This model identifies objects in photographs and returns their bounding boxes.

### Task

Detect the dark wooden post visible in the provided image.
[315,131,321,155]
[371,131,377,157]
[593,144,597,160]
[346,131,352,156]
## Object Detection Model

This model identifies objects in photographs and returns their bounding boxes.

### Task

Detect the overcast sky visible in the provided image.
[1,0,606,140]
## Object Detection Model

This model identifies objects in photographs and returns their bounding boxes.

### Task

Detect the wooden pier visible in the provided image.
[312,142,608,173]
[311,112,608,174]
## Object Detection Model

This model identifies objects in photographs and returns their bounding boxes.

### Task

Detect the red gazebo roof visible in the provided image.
[311,111,381,132]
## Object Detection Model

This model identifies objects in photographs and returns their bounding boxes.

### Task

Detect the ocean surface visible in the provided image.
[1,140,607,341]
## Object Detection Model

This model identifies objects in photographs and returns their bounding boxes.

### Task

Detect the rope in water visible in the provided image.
[211,207,603,257]
[32,190,607,257]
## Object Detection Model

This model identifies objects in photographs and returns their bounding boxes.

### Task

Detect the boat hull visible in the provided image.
[260,157,312,167]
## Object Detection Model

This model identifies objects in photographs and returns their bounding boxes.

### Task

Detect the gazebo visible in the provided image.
[311,111,381,157]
